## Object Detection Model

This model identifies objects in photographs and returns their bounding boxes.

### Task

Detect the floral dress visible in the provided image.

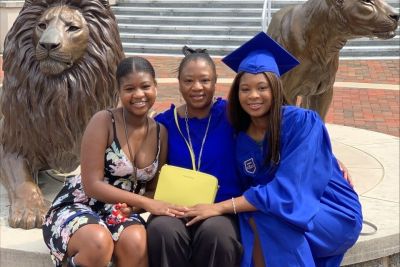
[42,111,161,266]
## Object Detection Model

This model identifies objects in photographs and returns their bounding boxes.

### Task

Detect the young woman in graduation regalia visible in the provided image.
[182,32,363,267]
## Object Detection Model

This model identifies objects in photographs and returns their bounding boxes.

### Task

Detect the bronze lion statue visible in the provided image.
[267,0,399,119]
[0,0,124,229]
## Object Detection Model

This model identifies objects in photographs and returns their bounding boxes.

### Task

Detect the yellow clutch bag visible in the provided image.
[154,164,218,206]
[154,107,219,206]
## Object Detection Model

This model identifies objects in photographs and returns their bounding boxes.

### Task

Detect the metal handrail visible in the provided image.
[261,0,272,33]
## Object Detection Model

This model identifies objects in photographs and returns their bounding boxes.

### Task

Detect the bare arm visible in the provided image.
[80,111,180,216]
[184,196,257,226]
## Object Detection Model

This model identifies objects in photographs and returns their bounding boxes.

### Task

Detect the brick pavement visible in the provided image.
[149,56,400,137]
[1,55,399,136]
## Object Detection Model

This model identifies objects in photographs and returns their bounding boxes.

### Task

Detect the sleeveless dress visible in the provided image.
[42,111,161,266]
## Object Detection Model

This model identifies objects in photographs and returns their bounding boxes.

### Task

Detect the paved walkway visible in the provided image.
[0,56,399,136]
[144,56,400,137]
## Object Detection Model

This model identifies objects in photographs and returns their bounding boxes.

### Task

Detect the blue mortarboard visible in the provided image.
[222,32,300,77]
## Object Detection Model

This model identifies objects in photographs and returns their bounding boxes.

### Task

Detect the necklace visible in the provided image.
[122,108,149,190]
[184,105,212,171]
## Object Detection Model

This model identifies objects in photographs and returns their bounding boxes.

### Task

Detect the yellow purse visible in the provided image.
[154,107,219,206]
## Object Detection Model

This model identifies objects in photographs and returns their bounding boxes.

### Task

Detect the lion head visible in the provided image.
[332,0,399,39]
[33,5,89,75]
[0,0,124,172]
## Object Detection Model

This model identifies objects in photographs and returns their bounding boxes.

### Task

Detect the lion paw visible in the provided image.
[8,182,50,229]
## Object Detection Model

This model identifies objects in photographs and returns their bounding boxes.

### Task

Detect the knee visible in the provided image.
[196,216,241,251]
[87,227,114,254]
[118,226,147,255]
[69,225,113,266]
[198,217,238,242]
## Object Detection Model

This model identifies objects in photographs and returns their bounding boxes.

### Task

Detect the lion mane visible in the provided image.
[1,0,124,173]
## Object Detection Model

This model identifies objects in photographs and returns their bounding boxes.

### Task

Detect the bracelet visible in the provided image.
[231,197,237,214]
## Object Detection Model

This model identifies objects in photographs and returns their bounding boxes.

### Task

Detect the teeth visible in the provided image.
[249,103,262,109]
[131,101,146,106]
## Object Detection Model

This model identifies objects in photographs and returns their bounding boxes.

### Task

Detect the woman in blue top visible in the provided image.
[146,46,243,267]
[182,32,363,267]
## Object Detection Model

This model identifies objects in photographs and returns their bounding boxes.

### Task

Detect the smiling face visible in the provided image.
[178,58,216,114]
[119,71,157,117]
[238,72,273,120]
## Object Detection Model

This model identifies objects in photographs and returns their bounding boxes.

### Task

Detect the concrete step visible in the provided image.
[113,0,400,57]
[119,33,254,46]
[112,6,265,17]
[115,0,399,9]
[340,45,400,58]
[115,14,261,26]
[121,43,399,58]
[116,0,264,8]
[118,30,400,47]
[117,24,260,35]
[347,36,400,47]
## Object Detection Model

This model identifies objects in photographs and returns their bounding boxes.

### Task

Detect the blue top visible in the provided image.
[155,98,243,202]
[236,106,362,266]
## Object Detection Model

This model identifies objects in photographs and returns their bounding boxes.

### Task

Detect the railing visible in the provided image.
[261,0,272,32]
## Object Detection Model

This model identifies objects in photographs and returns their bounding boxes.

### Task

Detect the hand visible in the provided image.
[337,159,353,187]
[184,204,222,226]
[143,199,186,217]
[119,203,133,217]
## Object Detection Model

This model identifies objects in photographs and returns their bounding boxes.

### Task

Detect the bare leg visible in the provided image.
[67,224,114,267]
[114,224,148,267]
[249,218,266,267]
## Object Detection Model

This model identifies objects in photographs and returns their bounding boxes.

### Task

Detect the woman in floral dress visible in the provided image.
[43,56,182,267]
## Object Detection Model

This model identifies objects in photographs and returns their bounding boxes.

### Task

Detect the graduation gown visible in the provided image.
[236,106,362,267]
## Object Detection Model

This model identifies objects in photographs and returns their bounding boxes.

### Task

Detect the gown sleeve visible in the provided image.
[243,108,335,231]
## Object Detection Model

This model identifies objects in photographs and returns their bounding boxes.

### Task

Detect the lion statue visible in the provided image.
[0,0,124,229]
[267,0,399,119]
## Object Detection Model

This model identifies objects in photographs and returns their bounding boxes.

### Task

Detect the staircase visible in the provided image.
[111,0,400,58]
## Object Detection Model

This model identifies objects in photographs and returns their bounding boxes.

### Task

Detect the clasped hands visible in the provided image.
[121,201,221,226]
[150,201,222,226]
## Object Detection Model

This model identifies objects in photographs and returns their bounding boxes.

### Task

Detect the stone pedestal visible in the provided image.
[0,1,23,53]
[0,125,398,266]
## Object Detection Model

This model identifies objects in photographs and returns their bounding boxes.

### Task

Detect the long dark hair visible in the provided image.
[228,72,288,165]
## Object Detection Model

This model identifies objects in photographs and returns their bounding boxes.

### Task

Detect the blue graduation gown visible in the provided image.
[236,106,362,267]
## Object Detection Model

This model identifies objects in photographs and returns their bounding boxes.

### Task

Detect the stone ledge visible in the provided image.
[344,253,399,267]
[0,248,53,267]
[0,125,398,266]
[342,234,400,265]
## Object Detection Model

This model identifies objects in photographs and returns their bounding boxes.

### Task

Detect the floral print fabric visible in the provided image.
[42,119,160,266]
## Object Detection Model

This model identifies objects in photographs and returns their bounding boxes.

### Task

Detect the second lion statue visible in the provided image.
[267,0,399,119]
[0,0,124,229]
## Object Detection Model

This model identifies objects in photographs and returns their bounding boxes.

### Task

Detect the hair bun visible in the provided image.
[182,46,208,56]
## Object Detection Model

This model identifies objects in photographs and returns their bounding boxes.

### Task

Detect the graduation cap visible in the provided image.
[222,32,300,77]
